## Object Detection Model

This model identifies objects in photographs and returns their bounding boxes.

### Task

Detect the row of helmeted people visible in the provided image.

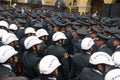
[0,19,120,80]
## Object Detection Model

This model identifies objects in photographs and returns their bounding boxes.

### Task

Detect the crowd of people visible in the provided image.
[0,3,120,80]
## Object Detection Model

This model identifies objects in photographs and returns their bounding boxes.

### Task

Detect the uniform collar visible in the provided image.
[2,64,12,70]
[116,46,120,49]
[92,68,103,75]
[86,52,91,55]
[48,77,56,80]
[100,45,106,49]
[19,27,24,29]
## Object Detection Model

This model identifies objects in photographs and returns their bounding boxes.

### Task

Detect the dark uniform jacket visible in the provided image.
[77,68,103,80]
[0,64,16,78]
[16,27,25,42]
[71,51,91,79]
[98,45,113,56]
[22,50,41,79]
[115,46,120,51]
[47,44,69,80]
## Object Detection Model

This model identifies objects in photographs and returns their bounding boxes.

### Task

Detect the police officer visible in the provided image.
[77,52,114,80]
[1,33,22,75]
[39,55,61,80]
[0,45,17,77]
[0,45,28,80]
[47,32,69,80]
[71,37,95,79]
[22,36,42,79]
[105,69,120,80]
[73,29,88,53]
[113,34,120,51]
[96,33,113,56]
[19,27,36,57]
[36,28,49,58]
[16,18,25,41]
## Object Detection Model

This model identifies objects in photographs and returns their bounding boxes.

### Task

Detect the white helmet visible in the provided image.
[39,55,61,75]
[9,24,18,31]
[112,51,120,68]
[0,45,18,63]
[25,27,36,34]
[0,20,9,29]
[36,29,49,38]
[81,37,95,50]
[105,69,120,80]
[0,29,8,38]
[89,52,114,65]
[24,36,42,49]
[2,33,18,45]
[52,32,67,41]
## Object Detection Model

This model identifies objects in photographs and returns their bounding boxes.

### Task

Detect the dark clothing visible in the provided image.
[64,30,73,55]
[107,38,116,52]
[22,50,41,79]
[71,52,91,79]
[37,42,48,58]
[0,77,28,80]
[98,45,113,56]
[16,28,25,42]
[47,45,69,80]
[0,65,16,78]
[115,46,120,52]
[77,68,103,80]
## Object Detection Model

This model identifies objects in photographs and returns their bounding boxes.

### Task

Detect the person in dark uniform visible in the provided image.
[113,34,120,51]
[36,28,49,58]
[39,55,61,80]
[0,45,28,80]
[73,29,88,54]
[77,52,114,80]
[47,21,55,45]
[16,18,25,42]
[0,45,17,78]
[47,32,69,80]
[103,27,118,52]
[1,33,21,75]
[64,22,73,55]
[96,33,113,56]
[89,29,99,53]
[22,36,42,79]
[19,27,36,76]
[7,14,15,24]
[70,37,94,80]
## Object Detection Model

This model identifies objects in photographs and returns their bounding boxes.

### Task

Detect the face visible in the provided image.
[98,65,110,73]
[54,26,58,32]
[27,33,36,37]
[7,55,18,64]
[52,69,59,76]
[9,41,18,47]
[39,36,48,42]
[90,33,97,39]
[113,40,120,47]
[96,40,104,47]
[32,44,41,51]
[58,39,65,45]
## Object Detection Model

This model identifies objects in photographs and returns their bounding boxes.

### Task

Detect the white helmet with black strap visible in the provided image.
[39,55,61,75]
